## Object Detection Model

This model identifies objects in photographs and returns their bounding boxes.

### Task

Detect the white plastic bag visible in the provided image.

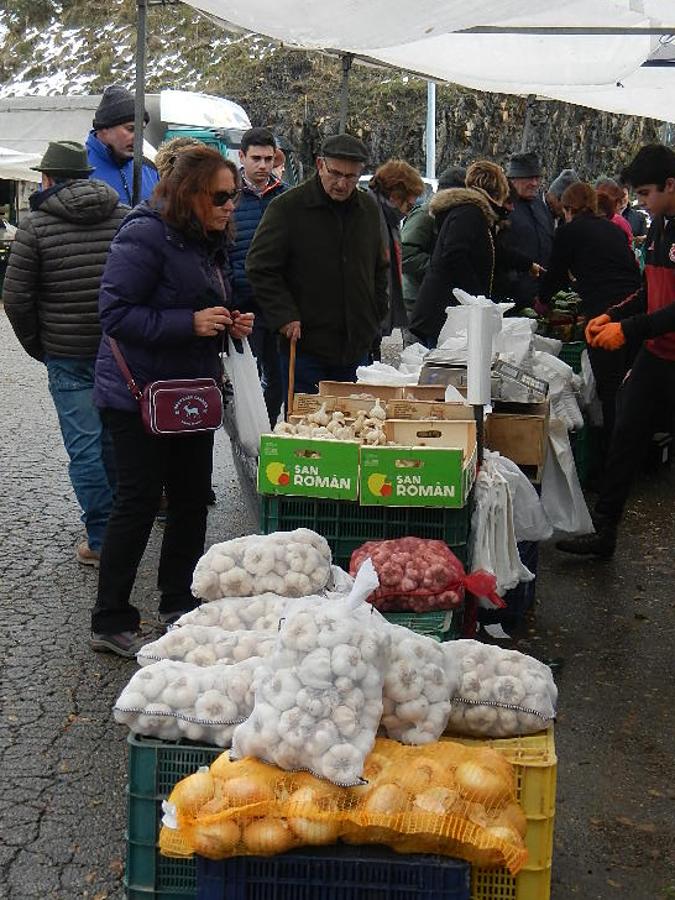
[137,626,276,667]
[540,418,594,534]
[487,452,553,542]
[222,336,270,457]
[443,640,557,738]
[230,560,390,785]
[113,658,259,746]
[191,529,332,601]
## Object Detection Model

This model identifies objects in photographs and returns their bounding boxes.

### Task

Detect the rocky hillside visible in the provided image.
[0,0,663,178]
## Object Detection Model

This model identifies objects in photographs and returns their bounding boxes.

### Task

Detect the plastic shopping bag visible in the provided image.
[540,418,594,534]
[222,336,270,457]
[487,452,553,542]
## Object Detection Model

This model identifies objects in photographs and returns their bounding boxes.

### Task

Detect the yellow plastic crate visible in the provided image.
[444,727,557,900]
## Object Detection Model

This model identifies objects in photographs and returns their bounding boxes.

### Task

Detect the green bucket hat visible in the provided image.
[31,140,94,177]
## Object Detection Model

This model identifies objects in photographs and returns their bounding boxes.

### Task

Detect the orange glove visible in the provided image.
[585,314,610,345]
[593,322,626,351]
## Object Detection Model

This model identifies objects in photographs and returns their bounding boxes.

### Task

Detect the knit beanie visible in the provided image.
[548,168,580,198]
[93,85,149,130]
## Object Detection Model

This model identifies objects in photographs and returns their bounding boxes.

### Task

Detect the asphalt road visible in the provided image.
[0,312,673,899]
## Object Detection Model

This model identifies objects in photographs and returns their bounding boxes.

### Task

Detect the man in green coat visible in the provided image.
[245,134,389,397]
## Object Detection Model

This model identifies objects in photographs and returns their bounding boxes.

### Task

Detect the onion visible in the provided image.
[492,803,527,838]
[364,783,410,816]
[413,786,458,815]
[210,753,237,781]
[191,818,240,858]
[484,824,523,847]
[221,776,275,807]
[396,758,447,794]
[362,752,391,780]
[455,760,512,807]
[287,787,340,846]
[243,817,296,854]
[169,771,215,815]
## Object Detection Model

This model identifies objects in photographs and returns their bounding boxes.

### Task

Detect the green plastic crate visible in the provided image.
[125,734,221,898]
[383,606,464,642]
[259,495,470,570]
[558,341,585,374]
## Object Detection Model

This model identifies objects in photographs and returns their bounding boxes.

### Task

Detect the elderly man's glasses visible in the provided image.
[212,189,241,207]
[322,161,361,184]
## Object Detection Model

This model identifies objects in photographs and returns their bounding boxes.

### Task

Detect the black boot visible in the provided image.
[555,514,618,559]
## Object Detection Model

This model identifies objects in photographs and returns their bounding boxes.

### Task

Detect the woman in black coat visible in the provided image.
[410,160,509,347]
[538,181,641,447]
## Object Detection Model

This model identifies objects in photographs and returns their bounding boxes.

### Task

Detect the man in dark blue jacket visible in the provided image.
[86,85,158,204]
[231,127,286,423]
[500,151,554,310]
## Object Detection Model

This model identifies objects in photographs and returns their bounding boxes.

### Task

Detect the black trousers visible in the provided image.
[586,343,632,451]
[91,409,213,634]
[596,347,675,524]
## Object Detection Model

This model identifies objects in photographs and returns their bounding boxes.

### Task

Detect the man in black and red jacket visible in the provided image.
[557,144,675,558]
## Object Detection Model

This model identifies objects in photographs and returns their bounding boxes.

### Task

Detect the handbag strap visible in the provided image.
[108,337,143,401]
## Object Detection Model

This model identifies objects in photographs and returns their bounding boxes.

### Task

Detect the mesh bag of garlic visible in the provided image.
[136,626,276,668]
[174,595,290,631]
[159,736,528,874]
[350,537,501,613]
[443,641,557,738]
[113,658,259,746]
[191,529,333,602]
[230,560,389,786]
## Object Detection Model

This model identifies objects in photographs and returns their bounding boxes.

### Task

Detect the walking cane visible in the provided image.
[286,336,297,422]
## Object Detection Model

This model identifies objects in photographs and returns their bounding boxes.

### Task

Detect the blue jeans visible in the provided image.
[280,350,368,398]
[46,357,114,551]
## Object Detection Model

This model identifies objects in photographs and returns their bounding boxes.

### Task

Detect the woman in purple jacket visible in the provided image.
[91,145,253,657]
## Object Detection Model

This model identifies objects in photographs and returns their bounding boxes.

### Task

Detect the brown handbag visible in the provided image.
[108,337,224,436]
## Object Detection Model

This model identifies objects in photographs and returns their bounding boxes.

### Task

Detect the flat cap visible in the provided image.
[321,133,369,163]
[507,151,542,179]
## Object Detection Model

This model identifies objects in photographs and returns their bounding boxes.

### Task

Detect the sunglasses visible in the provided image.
[211,189,241,207]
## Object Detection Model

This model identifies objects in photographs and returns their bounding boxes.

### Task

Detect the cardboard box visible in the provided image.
[360,419,477,508]
[386,399,475,421]
[400,384,456,402]
[258,434,359,501]
[318,381,405,401]
[485,401,549,482]
[292,393,380,417]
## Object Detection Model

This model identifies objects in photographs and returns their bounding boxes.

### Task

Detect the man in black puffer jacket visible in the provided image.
[3,141,128,566]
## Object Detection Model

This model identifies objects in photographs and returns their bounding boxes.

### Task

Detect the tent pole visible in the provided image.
[425,81,436,180]
[338,53,353,133]
[520,94,536,152]
[133,0,148,205]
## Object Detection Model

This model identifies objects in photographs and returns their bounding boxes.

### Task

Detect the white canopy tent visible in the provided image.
[181,0,675,123]
[0,147,41,184]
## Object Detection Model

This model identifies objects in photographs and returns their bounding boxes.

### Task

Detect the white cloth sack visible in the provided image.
[222,336,270,457]
[540,418,594,534]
